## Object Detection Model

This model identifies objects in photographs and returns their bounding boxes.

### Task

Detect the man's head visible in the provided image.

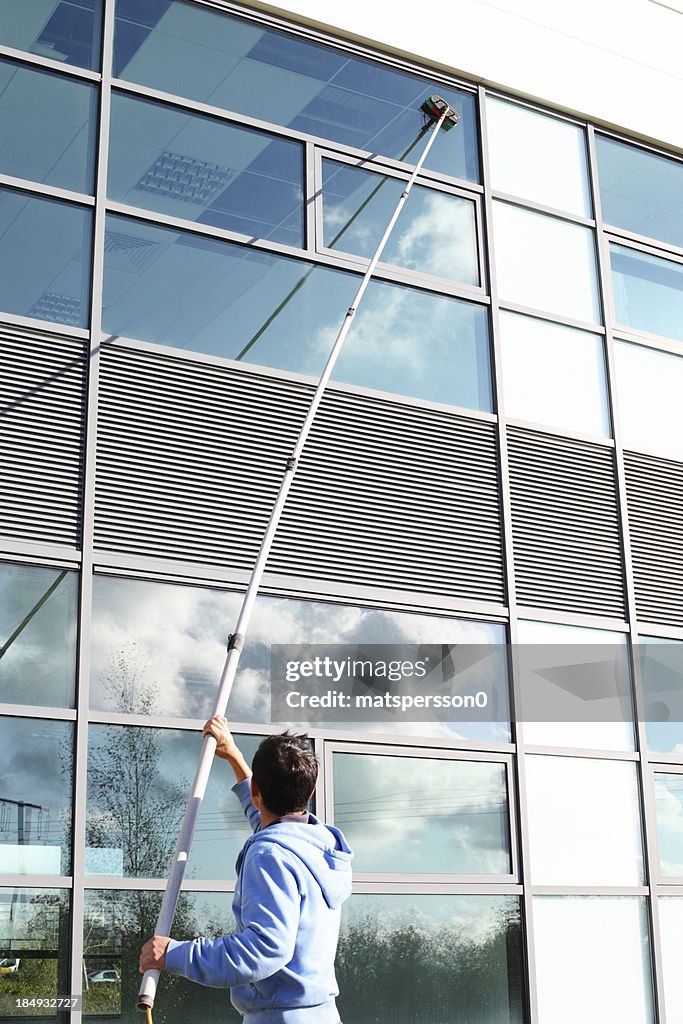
[251,731,318,816]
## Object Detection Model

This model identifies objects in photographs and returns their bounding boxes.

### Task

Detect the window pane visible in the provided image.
[0,717,73,875]
[660,898,683,1023]
[596,134,683,250]
[516,620,634,751]
[525,755,643,884]
[614,341,683,461]
[0,0,102,70]
[0,187,92,327]
[639,637,683,756]
[486,96,591,217]
[337,894,523,1024]
[654,773,683,876]
[86,725,260,879]
[108,92,303,247]
[113,0,479,181]
[0,888,71,1015]
[611,243,683,343]
[0,58,97,193]
[322,160,479,285]
[533,897,653,1024]
[0,562,78,708]
[102,215,492,411]
[83,889,241,1022]
[500,310,610,436]
[90,575,509,742]
[493,201,601,323]
[332,751,511,874]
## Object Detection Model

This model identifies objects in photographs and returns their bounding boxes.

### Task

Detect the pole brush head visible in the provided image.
[420,95,460,131]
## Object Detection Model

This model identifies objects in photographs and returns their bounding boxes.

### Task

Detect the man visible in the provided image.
[139,716,353,1024]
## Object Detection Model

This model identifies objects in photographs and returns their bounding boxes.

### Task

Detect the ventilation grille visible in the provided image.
[508,427,625,618]
[95,347,505,605]
[624,450,683,626]
[0,326,86,548]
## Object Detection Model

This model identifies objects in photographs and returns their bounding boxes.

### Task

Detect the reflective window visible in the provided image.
[0,187,92,327]
[0,0,102,70]
[525,755,643,884]
[486,96,591,217]
[0,562,78,708]
[108,92,303,247]
[500,311,610,436]
[0,888,71,1010]
[83,889,241,1022]
[0,717,73,875]
[493,201,601,324]
[322,160,479,285]
[614,342,683,461]
[596,134,683,250]
[516,620,634,751]
[332,751,511,874]
[102,214,492,411]
[338,894,523,1024]
[0,57,97,193]
[113,0,479,181]
[86,726,261,879]
[654,773,683,876]
[533,897,654,1024]
[639,637,683,757]
[611,243,683,344]
[660,898,683,1023]
[90,575,509,742]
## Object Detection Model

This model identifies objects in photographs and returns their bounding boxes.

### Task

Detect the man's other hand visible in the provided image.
[139,935,171,973]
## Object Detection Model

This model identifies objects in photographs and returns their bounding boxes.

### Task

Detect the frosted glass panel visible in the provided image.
[526,755,643,884]
[487,96,591,216]
[493,201,601,323]
[500,311,609,436]
[614,341,683,461]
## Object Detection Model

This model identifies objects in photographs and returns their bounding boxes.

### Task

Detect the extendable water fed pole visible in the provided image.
[137,94,459,1014]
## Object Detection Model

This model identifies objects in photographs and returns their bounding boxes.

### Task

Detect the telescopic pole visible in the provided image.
[136,97,457,1013]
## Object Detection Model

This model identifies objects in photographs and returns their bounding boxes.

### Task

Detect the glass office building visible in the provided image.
[0,2,682,1022]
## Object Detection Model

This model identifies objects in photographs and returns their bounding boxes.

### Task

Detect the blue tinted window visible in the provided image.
[103,214,491,411]
[0,0,103,71]
[108,92,303,246]
[0,187,92,327]
[0,57,97,193]
[596,135,683,251]
[611,243,683,344]
[323,160,479,285]
[113,0,479,181]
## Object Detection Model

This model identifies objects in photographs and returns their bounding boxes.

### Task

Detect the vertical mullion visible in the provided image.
[586,123,667,1024]
[477,84,538,1024]
[304,139,317,254]
[68,1,115,1020]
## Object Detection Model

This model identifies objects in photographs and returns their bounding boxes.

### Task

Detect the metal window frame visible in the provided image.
[322,739,519,885]
[313,147,487,295]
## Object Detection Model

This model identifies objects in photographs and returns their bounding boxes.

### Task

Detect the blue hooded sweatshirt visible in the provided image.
[165,778,353,1024]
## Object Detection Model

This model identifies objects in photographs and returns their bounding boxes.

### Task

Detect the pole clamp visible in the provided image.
[286,455,297,472]
[227,632,244,652]
[346,307,355,317]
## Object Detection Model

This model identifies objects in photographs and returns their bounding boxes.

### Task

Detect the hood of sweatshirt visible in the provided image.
[243,814,352,910]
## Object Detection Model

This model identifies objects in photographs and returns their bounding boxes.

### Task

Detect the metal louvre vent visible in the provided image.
[507,427,626,618]
[624,450,683,626]
[95,347,504,604]
[0,326,86,547]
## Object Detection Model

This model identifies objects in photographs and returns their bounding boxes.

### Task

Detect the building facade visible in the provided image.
[0,1,683,1022]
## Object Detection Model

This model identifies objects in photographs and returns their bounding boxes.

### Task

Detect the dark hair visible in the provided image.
[251,732,318,816]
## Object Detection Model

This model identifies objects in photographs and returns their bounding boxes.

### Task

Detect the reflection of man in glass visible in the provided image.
[140,717,353,1023]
